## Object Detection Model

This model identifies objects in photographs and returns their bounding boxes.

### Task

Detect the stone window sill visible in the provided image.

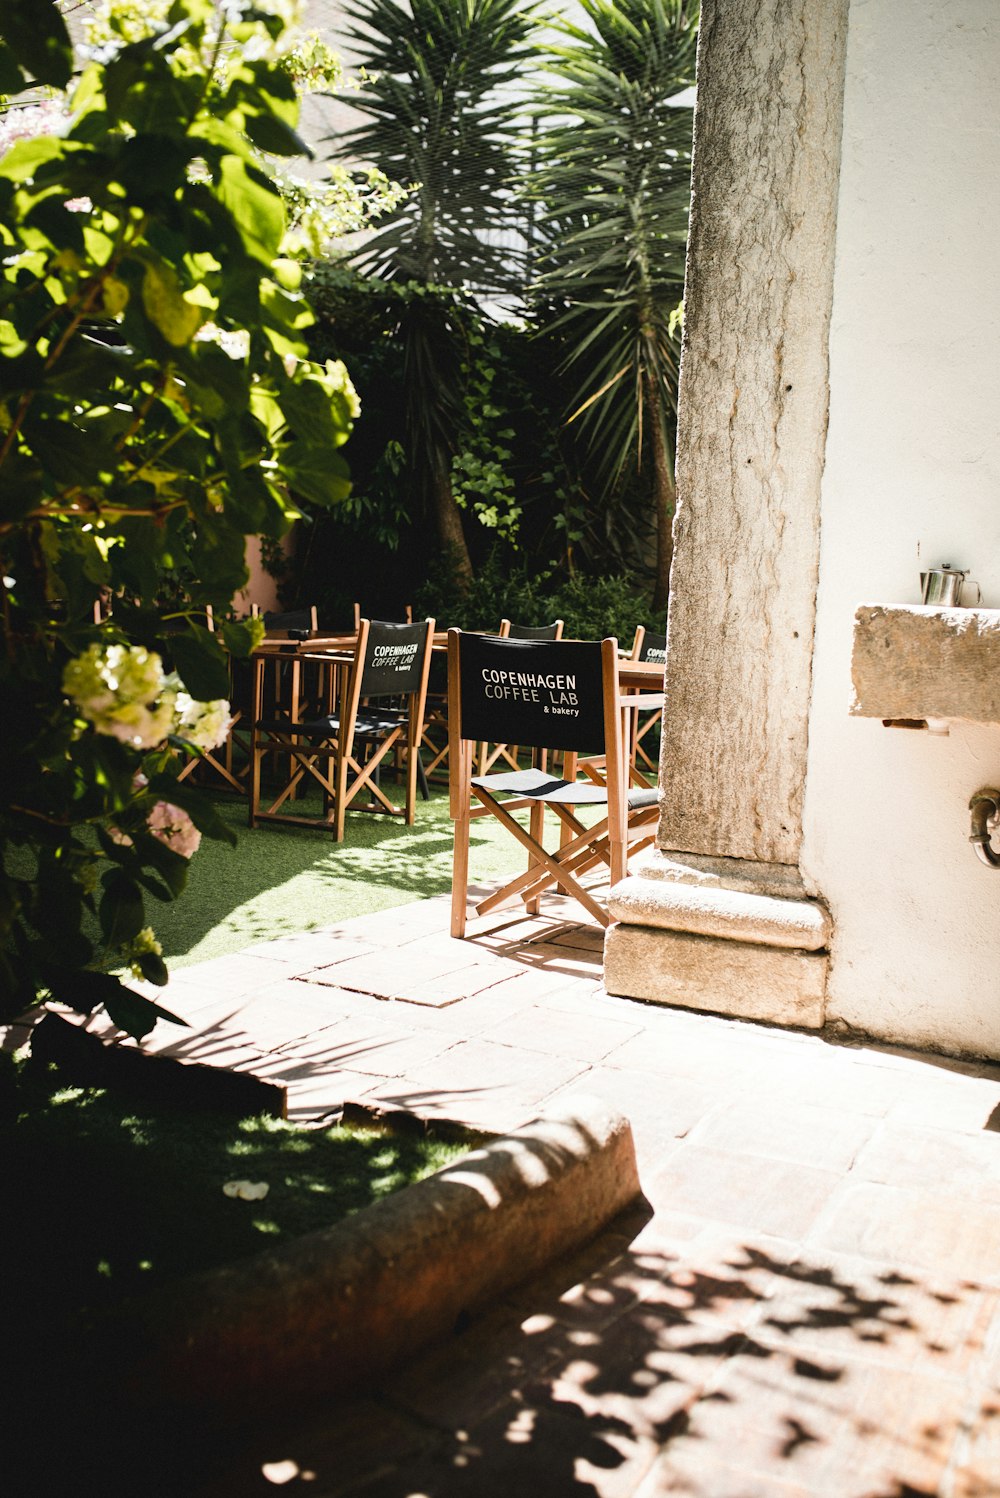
[851,604,1000,727]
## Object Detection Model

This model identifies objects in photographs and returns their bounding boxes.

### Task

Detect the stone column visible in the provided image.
[605,0,849,1027]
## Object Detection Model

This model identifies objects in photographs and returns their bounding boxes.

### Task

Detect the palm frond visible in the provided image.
[526,0,696,485]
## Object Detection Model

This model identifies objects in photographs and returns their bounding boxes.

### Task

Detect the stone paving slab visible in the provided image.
[807,1179,1000,1285]
[33,890,1000,1496]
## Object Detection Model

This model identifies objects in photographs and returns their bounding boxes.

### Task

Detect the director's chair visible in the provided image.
[448,630,659,936]
[249,617,434,841]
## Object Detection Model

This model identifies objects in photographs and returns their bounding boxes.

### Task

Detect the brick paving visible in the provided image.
[42,889,1000,1495]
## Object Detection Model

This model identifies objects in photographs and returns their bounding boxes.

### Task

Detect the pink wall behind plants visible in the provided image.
[235,536,284,616]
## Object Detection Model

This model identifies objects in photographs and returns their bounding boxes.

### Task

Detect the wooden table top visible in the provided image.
[252,633,667,691]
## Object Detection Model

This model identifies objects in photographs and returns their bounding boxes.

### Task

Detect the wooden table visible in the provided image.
[247,634,665,785]
[617,657,666,692]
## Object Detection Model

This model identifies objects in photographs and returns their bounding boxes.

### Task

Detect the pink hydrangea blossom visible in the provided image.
[146,801,201,859]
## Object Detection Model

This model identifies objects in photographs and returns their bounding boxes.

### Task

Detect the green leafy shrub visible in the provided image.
[414,551,653,643]
[0,0,359,1040]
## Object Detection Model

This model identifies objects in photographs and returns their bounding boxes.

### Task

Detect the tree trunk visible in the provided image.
[432,469,473,588]
[646,374,676,614]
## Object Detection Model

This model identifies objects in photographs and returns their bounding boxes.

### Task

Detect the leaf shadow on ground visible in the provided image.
[17,1185,995,1498]
[179,1216,997,1498]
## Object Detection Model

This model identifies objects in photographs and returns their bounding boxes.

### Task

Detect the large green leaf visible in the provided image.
[221,616,264,659]
[165,625,230,700]
[133,831,190,897]
[0,134,70,185]
[280,443,352,508]
[0,0,72,88]
[279,377,346,447]
[21,414,117,488]
[0,42,27,95]
[99,869,145,945]
[104,986,188,1040]
[244,112,311,159]
[0,453,44,524]
[214,156,285,265]
[175,341,251,420]
[45,967,129,1018]
[141,259,206,346]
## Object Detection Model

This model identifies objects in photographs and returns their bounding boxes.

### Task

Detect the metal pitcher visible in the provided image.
[920,565,968,606]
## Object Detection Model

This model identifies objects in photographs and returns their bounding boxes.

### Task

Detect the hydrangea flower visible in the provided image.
[63,643,174,748]
[165,675,233,751]
[146,801,202,860]
[64,647,233,757]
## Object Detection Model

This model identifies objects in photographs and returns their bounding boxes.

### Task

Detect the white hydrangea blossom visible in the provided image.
[63,643,174,748]
[177,694,233,751]
[147,801,202,859]
[64,646,232,755]
[164,673,233,751]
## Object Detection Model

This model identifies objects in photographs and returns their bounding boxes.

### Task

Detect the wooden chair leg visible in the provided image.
[403,716,420,823]
[249,732,261,828]
[333,739,349,842]
[524,798,546,915]
[450,738,473,937]
[451,799,471,938]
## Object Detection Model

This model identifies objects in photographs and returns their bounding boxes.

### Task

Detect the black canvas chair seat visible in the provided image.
[249,618,434,840]
[472,766,611,805]
[448,631,659,934]
[283,705,409,737]
[472,766,659,811]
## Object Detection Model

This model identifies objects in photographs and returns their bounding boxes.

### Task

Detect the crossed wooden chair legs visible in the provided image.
[250,710,421,842]
[455,763,659,933]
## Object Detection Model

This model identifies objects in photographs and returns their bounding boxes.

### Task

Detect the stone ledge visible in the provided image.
[100,1094,643,1411]
[604,923,828,1028]
[851,603,1000,725]
[607,865,831,951]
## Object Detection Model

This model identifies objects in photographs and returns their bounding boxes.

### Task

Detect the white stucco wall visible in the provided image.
[802,0,1000,1054]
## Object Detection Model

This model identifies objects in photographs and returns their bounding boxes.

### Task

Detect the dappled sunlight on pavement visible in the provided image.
[29,888,1000,1496]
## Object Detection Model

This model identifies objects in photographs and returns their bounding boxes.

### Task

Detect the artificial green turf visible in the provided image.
[152,783,527,968]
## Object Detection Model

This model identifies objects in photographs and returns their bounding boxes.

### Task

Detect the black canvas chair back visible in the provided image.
[499,619,564,641]
[353,602,413,632]
[448,631,658,935]
[457,634,608,757]
[249,617,434,841]
[628,627,667,776]
[637,629,666,666]
[261,606,318,639]
[360,619,428,700]
[480,619,565,775]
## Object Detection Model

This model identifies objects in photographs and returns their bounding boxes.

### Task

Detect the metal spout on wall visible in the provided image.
[969,790,1000,869]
